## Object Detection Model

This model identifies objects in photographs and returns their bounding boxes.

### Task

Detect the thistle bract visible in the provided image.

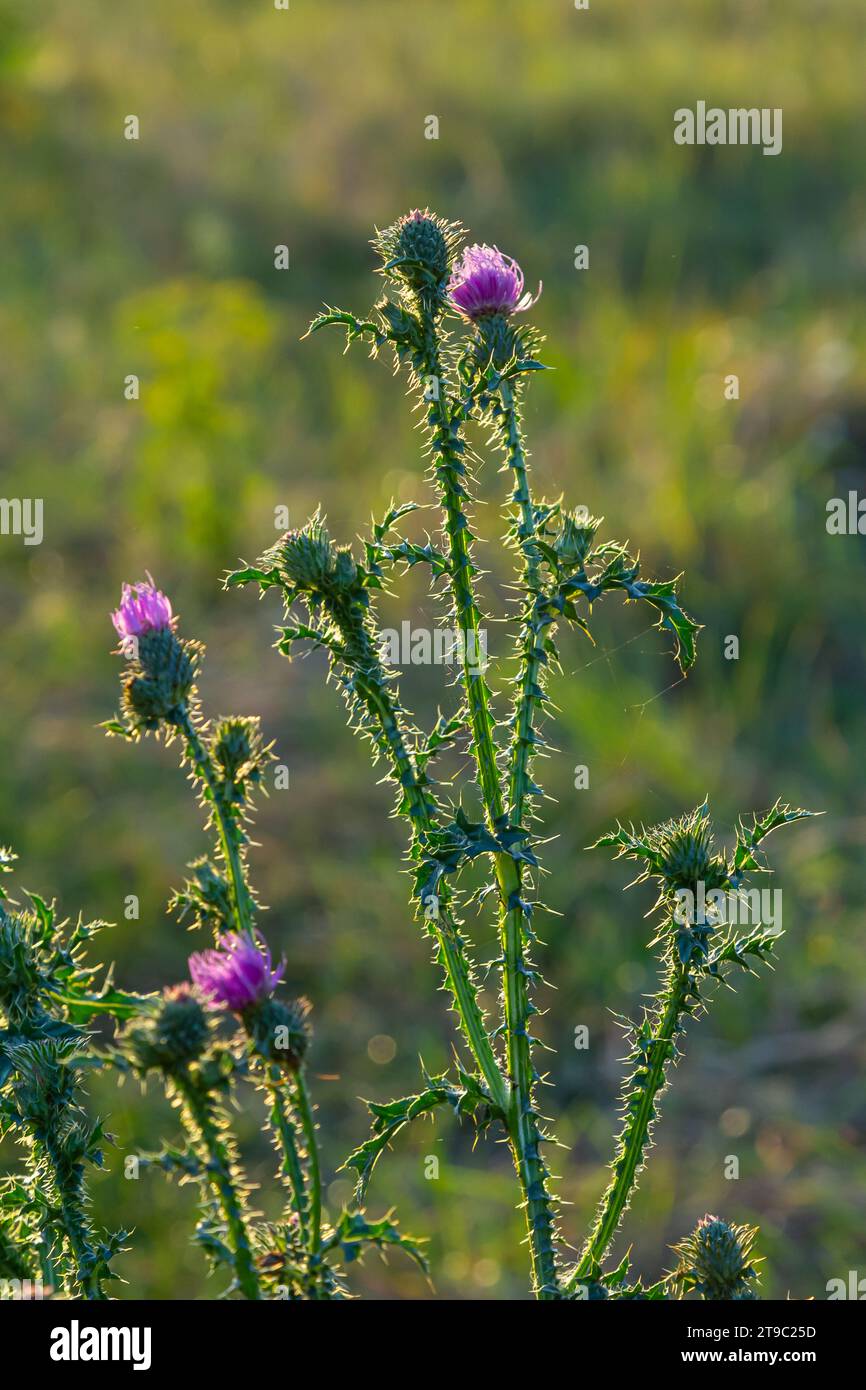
[119,628,200,730]
[189,932,285,1012]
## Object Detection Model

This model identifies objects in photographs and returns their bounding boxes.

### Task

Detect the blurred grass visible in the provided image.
[1,0,864,1298]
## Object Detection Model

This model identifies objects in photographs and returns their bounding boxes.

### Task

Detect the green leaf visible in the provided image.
[734,803,818,874]
[225,563,281,591]
[341,1073,489,1204]
[627,577,701,673]
[559,533,701,672]
[50,977,152,1023]
[326,1209,428,1276]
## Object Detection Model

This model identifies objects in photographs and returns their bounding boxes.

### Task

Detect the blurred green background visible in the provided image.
[1,0,864,1299]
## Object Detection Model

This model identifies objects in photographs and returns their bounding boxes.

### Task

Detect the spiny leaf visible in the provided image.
[341,1073,489,1204]
[326,1209,428,1276]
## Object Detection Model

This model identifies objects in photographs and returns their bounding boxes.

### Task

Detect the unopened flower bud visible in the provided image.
[211,717,269,804]
[373,208,463,300]
[661,819,727,894]
[277,520,359,600]
[246,995,312,1070]
[395,209,451,286]
[553,511,600,570]
[279,522,336,592]
[123,985,210,1072]
[673,1214,760,1300]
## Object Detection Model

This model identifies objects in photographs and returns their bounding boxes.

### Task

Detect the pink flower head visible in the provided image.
[112,574,174,641]
[447,243,541,320]
[189,932,285,1013]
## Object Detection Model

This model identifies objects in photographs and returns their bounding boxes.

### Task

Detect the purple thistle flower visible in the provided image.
[112,574,174,641]
[189,932,285,1013]
[447,243,541,321]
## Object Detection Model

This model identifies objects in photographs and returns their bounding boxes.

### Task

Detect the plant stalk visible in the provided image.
[417,312,558,1297]
[293,1069,322,1257]
[356,672,509,1114]
[175,707,254,938]
[567,960,688,1290]
[175,1070,261,1299]
[40,1135,106,1300]
[267,1067,309,1246]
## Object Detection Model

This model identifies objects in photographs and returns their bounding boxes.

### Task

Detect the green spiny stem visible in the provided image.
[417,320,504,823]
[415,312,558,1297]
[175,707,254,939]
[175,1070,261,1300]
[500,911,558,1294]
[267,1067,309,1246]
[488,380,559,1297]
[355,671,509,1114]
[497,379,545,825]
[495,850,558,1298]
[325,594,507,1113]
[39,1134,105,1299]
[293,1070,321,1258]
[567,957,689,1289]
[498,381,539,578]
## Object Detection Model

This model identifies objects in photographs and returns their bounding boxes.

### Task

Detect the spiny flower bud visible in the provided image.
[279,520,335,591]
[373,208,463,295]
[212,716,269,802]
[246,995,312,1070]
[553,510,601,571]
[170,857,232,933]
[0,913,41,1015]
[275,518,359,599]
[120,629,200,731]
[331,545,359,593]
[659,813,728,894]
[123,985,210,1072]
[395,210,450,284]
[673,1214,760,1300]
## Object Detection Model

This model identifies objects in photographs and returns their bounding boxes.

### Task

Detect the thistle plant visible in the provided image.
[0,848,137,1299]
[226,209,815,1300]
[0,211,816,1303]
[105,578,425,1299]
